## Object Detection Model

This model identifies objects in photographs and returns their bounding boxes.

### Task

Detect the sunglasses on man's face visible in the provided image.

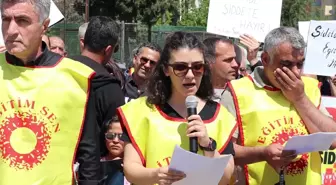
[140,57,157,66]
[167,62,205,77]
[105,132,123,140]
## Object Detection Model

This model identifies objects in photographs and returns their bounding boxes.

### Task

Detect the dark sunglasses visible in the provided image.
[167,62,205,77]
[105,133,123,140]
[140,57,157,66]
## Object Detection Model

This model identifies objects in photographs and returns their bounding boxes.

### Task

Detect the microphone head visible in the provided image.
[185,95,198,108]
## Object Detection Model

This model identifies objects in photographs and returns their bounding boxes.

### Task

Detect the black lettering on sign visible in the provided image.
[222,4,258,19]
[311,25,336,39]
[328,152,336,164]
[321,151,336,164]
[327,59,336,68]
[311,25,322,38]
[240,20,269,33]
[319,37,336,68]
[323,42,336,59]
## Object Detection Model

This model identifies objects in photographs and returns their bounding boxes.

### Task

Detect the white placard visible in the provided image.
[304,21,336,76]
[298,21,336,43]
[298,21,310,43]
[49,1,64,26]
[0,1,64,45]
[206,0,283,42]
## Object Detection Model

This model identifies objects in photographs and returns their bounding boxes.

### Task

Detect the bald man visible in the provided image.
[49,36,66,56]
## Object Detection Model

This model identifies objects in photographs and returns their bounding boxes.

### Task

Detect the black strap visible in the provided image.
[274,168,285,185]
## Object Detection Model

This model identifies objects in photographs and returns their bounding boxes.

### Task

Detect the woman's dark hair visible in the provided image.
[146,31,214,107]
[100,115,120,156]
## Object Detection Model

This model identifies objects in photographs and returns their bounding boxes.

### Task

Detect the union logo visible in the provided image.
[272,128,308,176]
[257,116,309,176]
[0,99,60,171]
[0,111,51,170]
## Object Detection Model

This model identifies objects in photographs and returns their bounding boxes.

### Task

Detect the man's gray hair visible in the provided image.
[78,22,88,39]
[1,0,51,22]
[263,27,306,57]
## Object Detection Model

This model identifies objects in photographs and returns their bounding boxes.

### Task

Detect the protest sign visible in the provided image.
[304,21,336,76]
[299,21,336,43]
[206,0,282,42]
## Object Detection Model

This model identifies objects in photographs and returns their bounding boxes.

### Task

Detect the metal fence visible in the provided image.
[48,23,227,67]
[48,22,148,66]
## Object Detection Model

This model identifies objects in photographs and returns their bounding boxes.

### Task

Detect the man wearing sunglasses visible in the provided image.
[124,42,161,102]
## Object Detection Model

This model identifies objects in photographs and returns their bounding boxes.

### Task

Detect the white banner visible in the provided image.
[303,21,336,76]
[298,21,336,43]
[206,0,283,42]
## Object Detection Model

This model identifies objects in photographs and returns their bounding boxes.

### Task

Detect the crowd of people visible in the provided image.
[1,0,336,185]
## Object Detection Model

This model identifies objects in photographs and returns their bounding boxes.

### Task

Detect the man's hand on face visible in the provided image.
[274,67,306,104]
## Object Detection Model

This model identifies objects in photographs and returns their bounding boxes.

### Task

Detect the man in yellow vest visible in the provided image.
[0,0,106,184]
[222,27,336,185]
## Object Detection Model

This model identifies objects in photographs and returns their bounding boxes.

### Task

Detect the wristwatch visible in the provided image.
[199,137,217,151]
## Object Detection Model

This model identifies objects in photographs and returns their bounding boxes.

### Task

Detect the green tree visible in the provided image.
[136,0,178,41]
[178,0,209,26]
[55,0,84,24]
[74,0,179,41]
[281,0,325,28]
[73,0,137,22]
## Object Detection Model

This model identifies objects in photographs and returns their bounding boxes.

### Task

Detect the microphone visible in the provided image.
[185,95,198,153]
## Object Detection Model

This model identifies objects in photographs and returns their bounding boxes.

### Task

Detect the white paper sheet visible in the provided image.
[284,132,336,154]
[169,145,232,185]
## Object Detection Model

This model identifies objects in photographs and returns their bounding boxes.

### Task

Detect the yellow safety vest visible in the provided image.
[0,54,94,185]
[228,76,321,185]
[117,97,236,168]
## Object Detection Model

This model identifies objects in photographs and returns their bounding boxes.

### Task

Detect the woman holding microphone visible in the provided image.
[117,31,236,185]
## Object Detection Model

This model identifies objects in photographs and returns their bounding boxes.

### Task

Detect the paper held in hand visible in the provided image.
[169,145,232,185]
[283,132,336,154]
